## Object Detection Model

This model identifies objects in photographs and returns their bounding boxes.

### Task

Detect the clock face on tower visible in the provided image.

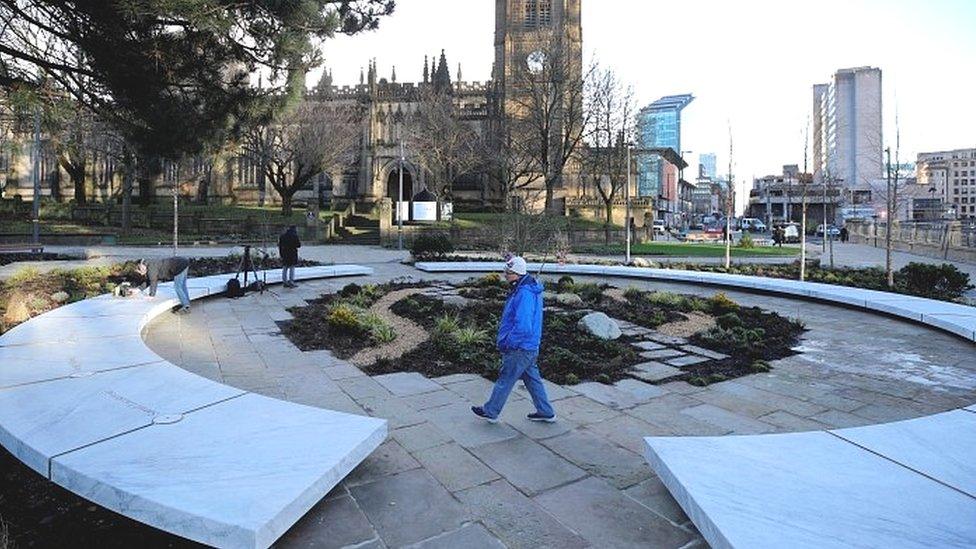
[526,50,547,74]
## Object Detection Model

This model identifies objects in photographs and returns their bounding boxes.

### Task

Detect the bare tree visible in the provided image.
[507,33,594,212]
[489,113,543,210]
[580,64,635,245]
[407,88,486,212]
[243,101,362,215]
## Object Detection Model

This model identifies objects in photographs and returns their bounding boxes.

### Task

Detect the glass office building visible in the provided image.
[637,94,694,198]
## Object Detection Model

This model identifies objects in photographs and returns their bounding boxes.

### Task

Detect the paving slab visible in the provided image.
[0,362,242,476]
[666,355,711,367]
[629,361,684,383]
[542,430,652,489]
[624,476,690,524]
[640,349,686,360]
[422,403,520,448]
[456,479,589,549]
[551,395,620,425]
[584,414,673,455]
[277,494,378,548]
[681,404,776,435]
[390,422,453,453]
[344,440,420,487]
[373,372,443,396]
[572,381,642,409]
[399,389,461,411]
[757,410,829,432]
[50,392,386,549]
[679,345,730,360]
[348,468,467,548]
[644,430,976,549]
[514,377,577,401]
[408,523,504,549]
[469,436,586,496]
[534,476,693,548]
[831,409,976,498]
[336,376,391,401]
[413,442,500,492]
[613,378,668,401]
[632,340,666,351]
[358,395,426,429]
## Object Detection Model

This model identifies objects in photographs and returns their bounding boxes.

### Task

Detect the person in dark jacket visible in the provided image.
[135,256,191,312]
[278,225,301,288]
[472,256,556,423]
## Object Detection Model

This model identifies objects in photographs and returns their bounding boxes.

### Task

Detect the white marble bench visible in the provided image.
[0,265,387,549]
[414,262,976,342]
[415,261,976,547]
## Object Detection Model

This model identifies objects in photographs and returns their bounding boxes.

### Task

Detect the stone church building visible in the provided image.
[2,1,589,214]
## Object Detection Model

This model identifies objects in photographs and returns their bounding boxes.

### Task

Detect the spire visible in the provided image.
[457,63,463,83]
[367,58,376,85]
[359,66,364,85]
[433,49,452,93]
[315,67,333,94]
[423,55,429,84]
[391,65,397,83]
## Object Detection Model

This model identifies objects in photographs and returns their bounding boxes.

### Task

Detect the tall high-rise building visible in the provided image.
[637,94,694,199]
[812,67,883,194]
[699,153,717,179]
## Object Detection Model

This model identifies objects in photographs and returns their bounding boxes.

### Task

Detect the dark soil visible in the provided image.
[280,281,429,358]
[368,294,642,385]
[0,445,197,548]
[0,252,76,266]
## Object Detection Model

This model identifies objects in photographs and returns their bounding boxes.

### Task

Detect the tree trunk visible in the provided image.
[72,166,86,204]
[121,152,135,235]
[281,193,293,216]
[604,202,613,246]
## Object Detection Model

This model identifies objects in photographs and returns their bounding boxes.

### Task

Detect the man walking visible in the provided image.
[135,256,191,313]
[472,256,556,423]
[278,225,301,288]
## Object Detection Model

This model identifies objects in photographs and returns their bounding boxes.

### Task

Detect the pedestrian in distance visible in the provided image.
[278,225,301,288]
[472,256,556,424]
[133,256,192,313]
[840,226,849,243]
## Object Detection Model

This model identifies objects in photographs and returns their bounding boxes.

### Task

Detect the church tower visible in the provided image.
[493,0,582,113]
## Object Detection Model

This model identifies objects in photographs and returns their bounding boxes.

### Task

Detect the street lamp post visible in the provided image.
[625,144,632,264]
[397,126,404,251]
[31,108,41,247]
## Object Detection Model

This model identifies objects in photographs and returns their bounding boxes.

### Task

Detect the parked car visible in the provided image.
[652,220,667,234]
[741,217,767,232]
[816,224,841,238]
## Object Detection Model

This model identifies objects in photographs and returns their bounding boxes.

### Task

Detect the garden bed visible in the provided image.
[0,252,77,266]
[284,275,806,387]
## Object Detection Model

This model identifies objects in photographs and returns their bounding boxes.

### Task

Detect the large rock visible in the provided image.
[577,312,621,340]
[556,293,584,307]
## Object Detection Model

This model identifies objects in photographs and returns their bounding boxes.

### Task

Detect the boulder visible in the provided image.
[3,291,31,324]
[577,312,621,340]
[630,257,658,268]
[556,293,584,307]
[50,291,70,303]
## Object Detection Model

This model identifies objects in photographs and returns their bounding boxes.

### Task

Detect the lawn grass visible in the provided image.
[453,212,622,230]
[588,242,801,257]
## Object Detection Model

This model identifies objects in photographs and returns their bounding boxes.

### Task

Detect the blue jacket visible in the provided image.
[496,274,544,352]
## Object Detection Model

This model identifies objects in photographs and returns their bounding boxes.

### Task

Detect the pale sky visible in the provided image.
[311,0,976,205]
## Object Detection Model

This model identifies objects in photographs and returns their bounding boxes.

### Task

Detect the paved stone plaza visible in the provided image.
[143,261,976,548]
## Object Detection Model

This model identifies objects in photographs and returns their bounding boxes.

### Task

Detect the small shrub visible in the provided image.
[326,303,365,334]
[895,262,973,301]
[571,282,605,304]
[594,373,611,384]
[688,376,708,387]
[8,266,40,285]
[556,275,575,292]
[410,233,455,260]
[453,326,489,346]
[369,321,397,344]
[750,360,772,373]
[708,292,739,315]
[477,273,504,287]
[716,312,743,330]
[434,314,461,335]
[707,373,727,384]
[737,233,755,248]
[564,373,580,385]
[622,286,643,300]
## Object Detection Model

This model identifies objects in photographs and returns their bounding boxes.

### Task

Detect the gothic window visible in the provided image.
[523,0,552,30]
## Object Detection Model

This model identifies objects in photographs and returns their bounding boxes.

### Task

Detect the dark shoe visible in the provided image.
[471,406,498,424]
[527,412,557,423]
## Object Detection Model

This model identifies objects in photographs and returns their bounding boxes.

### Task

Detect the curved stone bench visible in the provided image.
[414,262,976,342]
[415,261,976,547]
[0,265,387,549]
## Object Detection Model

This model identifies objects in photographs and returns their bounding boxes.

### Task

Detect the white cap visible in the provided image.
[505,256,528,275]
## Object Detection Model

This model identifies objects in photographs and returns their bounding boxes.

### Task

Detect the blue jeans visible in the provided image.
[173,267,190,308]
[282,265,296,284]
[483,349,554,419]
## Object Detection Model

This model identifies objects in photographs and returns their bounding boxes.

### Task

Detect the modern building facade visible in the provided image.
[812,67,883,200]
[699,153,716,179]
[917,148,976,220]
[636,94,694,225]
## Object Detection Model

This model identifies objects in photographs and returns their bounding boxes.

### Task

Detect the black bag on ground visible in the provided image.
[225,277,243,298]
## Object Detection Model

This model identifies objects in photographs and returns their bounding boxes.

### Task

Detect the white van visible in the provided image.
[741,218,767,232]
